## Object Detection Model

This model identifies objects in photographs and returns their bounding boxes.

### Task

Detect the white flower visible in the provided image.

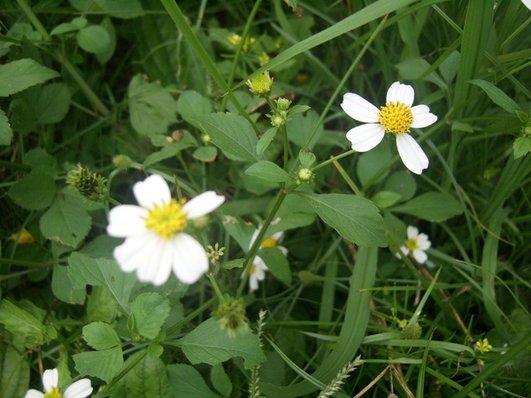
[399,226,431,264]
[107,174,225,285]
[522,0,531,10]
[248,229,288,291]
[341,81,437,174]
[25,368,92,398]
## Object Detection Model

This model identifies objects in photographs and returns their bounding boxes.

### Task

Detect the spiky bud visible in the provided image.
[67,164,107,201]
[215,296,249,337]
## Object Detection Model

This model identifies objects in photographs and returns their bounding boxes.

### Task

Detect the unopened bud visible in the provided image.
[67,164,107,201]
[246,72,273,96]
[297,167,313,183]
[215,296,249,337]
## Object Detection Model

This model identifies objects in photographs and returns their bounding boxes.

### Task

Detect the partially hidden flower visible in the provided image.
[474,338,493,354]
[10,228,35,244]
[25,368,92,398]
[107,174,225,285]
[399,226,431,264]
[341,81,437,174]
[248,229,287,291]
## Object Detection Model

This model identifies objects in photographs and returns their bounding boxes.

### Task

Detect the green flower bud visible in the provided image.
[401,322,422,340]
[112,154,133,169]
[297,167,313,183]
[275,97,292,111]
[246,72,273,96]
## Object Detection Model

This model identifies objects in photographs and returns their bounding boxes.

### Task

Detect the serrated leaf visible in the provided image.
[469,79,521,114]
[40,188,91,247]
[73,346,123,383]
[7,172,57,210]
[195,113,258,162]
[112,355,171,398]
[304,193,387,247]
[167,364,221,398]
[391,192,463,222]
[176,90,212,128]
[245,160,289,183]
[0,300,57,348]
[67,252,136,312]
[24,148,58,176]
[179,318,266,369]
[258,247,291,285]
[77,25,111,54]
[52,264,86,304]
[130,293,170,339]
[0,59,59,97]
[83,322,120,350]
[0,108,12,145]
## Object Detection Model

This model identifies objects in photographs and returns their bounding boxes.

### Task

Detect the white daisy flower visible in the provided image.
[248,229,288,291]
[341,81,437,174]
[107,174,225,285]
[25,368,92,398]
[400,226,431,264]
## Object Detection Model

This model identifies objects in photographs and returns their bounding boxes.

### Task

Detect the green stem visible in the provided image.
[280,124,289,169]
[208,272,226,302]
[332,159,362,196]
[0,159,31,172]
[165,297,215,336]
[236,187,288,297]
[0,257,57,268]
[312,149,356,171]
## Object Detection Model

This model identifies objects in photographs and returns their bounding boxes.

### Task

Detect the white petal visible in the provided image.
[183,191,225,219]
[412,249,428,264]
[133,174,171,209]
[346,124,385,152]
[400,245,409,256]
[64,379,93,398]
[411,105,437,128]
[107,205,148,237]
[272,231,284,242]
[25,390,44,398]
[278,246,288,256]
[253,255,268,272]
[42,369,58,392]
[113,234,159,273]
[417,233,431,250]
[407,226,419,239]
[249,274,259,291]
[396,133,429,174]
[136,238,167,284]
[522,0,531,10]
[170,233,209,284]
[152,243,174,286]
[386,81,414,106]
[340,93,379,123]
[249,228,260,250]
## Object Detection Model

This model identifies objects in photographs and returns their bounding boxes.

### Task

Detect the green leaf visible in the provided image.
[167,364,222,398]
[286,110,322,148]
[40,188,91,247]
[143,141,194,167]
[391,192,463,222]
[0,300,57,348]
[371,191,402,209]
[130,293,170,339]
[34,83,72,124]
[24,148,58,176]
[179,318,266,369]
[95,17,117,64]
[513,136,531,159]
[0,108,12,146]
[298,149,316,168]
[195,113,258,162]
[222,258,245,270]
[87,286,118,323]
[67,252,136,312]
[0,344,29,398]
[210,364,232,397]
[193,146,218,162]
[176,90,212,128]
[304,193,387,247]
[114,355,171,398]
[245,160,289,183]
[396,57,445,87]
[469,79,521,114]
[95,0,145,19]
[0,59,59,97]
[256,127,278,155]
[259,247,291,285]
[7,172,57,210]
[384,171,416,202]
[128,74,178,136]
[77,25,111,54]
[73,346,123,383]
[52,264,86,304]
[357,143,391,186]
[83,322,121,350]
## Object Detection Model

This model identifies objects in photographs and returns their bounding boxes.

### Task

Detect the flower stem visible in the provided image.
[208,272,226,303]
[312,149,356,171]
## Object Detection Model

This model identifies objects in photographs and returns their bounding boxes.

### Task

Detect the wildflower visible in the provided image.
[10,228,34,244]
[227,33,241,46]
[107,174,225,285]
[25,368,92,398]
[341,81,437,174]
[474,338,493,354]
[399,226,431,264]
[259,52,270,66]
[248,229,287,291]
[246,72,273,96]
[67,164,107,201]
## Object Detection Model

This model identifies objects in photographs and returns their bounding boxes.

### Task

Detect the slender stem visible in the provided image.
[332,159,362,196]
[280,124,289,169]
[0,159,31,172]
[312,149,356,171]
[0,257,57,268]
[236,187,288,297]
[208,272,225,302]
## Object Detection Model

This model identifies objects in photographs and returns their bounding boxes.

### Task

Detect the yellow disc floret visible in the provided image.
[260,236,277,248]
[405,238,419,251]
[378,101,413,134]
[44,387,62,398]
[145,199,187,239]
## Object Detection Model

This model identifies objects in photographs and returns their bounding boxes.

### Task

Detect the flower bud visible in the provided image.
[401,322,422,340]
[297,167,313,183]
[215,296,249,337]
[67,164,107,201]
[112,155,133,169]
[275,97,292,111]
[246,72,273,96]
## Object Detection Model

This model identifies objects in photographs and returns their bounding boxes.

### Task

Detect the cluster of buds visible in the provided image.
[207,243,225,265]
[67,164,107,201]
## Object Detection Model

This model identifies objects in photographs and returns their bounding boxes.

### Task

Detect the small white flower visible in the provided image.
[341,81,437,174]
[399,226,431,264]
[248,229,288,291]
[25,368,92,398]
[107,174,225,285]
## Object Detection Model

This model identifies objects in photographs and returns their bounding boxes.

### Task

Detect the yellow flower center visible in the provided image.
[44,387,62,398]
[405,238,419,251]
[260,237,277,248]
[145,199,187,239]
[378,101,413,134]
